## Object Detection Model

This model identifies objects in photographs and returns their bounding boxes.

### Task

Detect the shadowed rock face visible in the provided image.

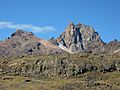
[54,22,105,53]
[0,30,62,57]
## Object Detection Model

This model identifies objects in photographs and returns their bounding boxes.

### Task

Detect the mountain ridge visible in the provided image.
[0,29,62,57]
[0,22,120,90]
[50,22,105,53]
[0,22,120,57]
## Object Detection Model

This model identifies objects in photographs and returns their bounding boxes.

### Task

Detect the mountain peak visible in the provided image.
[67,22,75,29]
[69,22,75,26]
[11,29,25,37]
[0,30,61,57]
[76,22,82,27]
[11,29,34,38]
[53,22,105,53]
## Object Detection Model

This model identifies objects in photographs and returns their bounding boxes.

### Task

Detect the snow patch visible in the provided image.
[58,44,74,54]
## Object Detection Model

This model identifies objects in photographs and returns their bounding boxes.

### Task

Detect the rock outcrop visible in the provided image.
[104,39,120,54]
[0,30,62,57]
[0,53,120,78]
[52,22,105,53]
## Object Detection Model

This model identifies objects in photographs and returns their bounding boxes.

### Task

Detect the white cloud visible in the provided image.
[0,21,56,33]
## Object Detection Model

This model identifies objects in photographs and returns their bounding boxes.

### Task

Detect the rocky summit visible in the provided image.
[0,30,62,57]
[52,22,105,53]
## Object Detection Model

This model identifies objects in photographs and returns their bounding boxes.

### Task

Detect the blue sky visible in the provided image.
[0,0,120,43]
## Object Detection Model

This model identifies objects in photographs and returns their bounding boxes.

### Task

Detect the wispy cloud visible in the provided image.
[0,21,56,33]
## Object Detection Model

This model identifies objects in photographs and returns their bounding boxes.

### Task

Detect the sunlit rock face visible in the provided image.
[55,22,105,53]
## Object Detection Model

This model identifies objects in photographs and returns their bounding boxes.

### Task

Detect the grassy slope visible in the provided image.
[0,72,120,90]
[0,53,120,90]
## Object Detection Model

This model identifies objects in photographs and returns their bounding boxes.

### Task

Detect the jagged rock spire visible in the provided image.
[69,22,75,26]
[55,22,105,53]
[76,22,82,27]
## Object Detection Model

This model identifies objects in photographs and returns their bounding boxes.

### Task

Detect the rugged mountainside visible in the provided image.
[0,22,120,57]
[50,22,105,53]
[0,22,120,90]
[0,30,62,57]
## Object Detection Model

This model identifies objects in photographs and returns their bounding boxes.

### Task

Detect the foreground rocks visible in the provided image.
[0,53,120,78]
[0,53,120,90]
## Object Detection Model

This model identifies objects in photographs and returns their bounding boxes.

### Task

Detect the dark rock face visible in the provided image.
[54,22,105,53]
[0,30,62,57]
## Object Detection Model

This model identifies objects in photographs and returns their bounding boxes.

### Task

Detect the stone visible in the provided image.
[0,29,62,57]
[35,42,41,46]
[11,29,25,37]
[54,22,105,53]
[69,44,77,52]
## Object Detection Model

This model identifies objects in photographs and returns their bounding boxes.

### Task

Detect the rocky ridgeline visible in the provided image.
[0,30,62,57]
[0,22,120,57]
